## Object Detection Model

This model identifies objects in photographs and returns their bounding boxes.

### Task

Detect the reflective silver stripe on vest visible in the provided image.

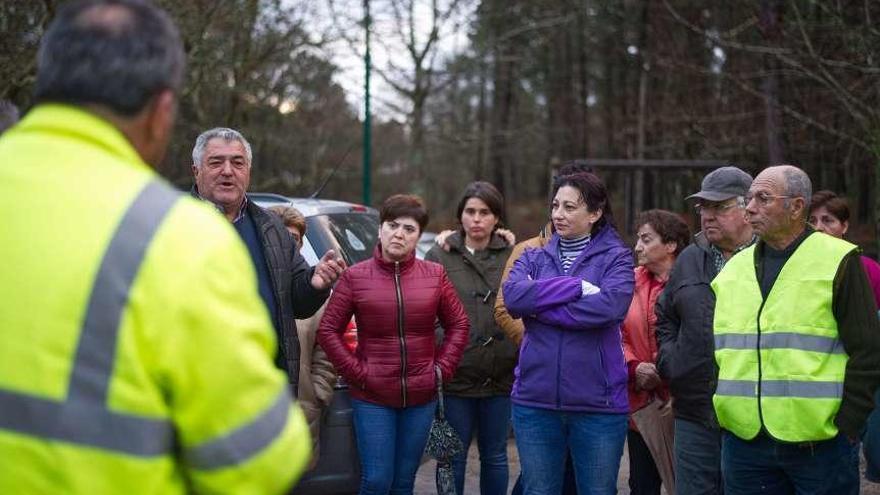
[0,181,179,457]
[762,380,843,399]
[715,333,845,354]
[716,379,843,399]
[69,181,180,403]
[0,388,174,456]
[715,379,757,397]
[184,387,291,470]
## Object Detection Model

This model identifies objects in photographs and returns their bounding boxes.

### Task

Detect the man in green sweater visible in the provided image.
[712,164,880,494]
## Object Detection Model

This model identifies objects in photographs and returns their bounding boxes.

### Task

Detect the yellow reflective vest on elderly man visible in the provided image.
[712,233,855,442]
[0,105,311,494]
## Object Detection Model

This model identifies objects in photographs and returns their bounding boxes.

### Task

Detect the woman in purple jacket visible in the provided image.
[503,172,635,495]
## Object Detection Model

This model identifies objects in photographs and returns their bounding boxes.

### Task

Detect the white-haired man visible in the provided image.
[191,127,346,395]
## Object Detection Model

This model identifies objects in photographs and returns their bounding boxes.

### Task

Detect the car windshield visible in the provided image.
[305,213,378,265]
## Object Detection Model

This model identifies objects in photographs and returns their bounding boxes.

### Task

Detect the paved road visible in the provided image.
[414,438,880,494]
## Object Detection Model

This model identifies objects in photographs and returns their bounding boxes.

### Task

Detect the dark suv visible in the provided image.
[252,193,377,495]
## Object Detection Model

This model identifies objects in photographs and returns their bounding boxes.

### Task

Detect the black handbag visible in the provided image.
[423,366,464,495]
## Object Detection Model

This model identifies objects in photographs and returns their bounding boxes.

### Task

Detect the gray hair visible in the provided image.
[0,100,19,135]
[782,166,812,214]
[192,127,253,166]
[34,0,185,117]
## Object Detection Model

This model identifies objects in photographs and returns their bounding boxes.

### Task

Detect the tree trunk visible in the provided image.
[633,0,650,221]
[576,0,590,158]
[409,93,427,196]
[490,48,515,200]
[477,56,489,178]
[759,0,785,165]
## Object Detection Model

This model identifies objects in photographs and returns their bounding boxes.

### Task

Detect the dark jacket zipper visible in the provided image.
[597,342,610,405]
[754,253,766,431]
[755,298,767,430]
[394,261,408,407]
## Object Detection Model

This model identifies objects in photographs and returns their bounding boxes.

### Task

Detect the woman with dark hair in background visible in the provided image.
[621,209,690,495]
[503,172,635,494]
[425,181,515,495]
[808,190,880,307]
[318,194,470,495]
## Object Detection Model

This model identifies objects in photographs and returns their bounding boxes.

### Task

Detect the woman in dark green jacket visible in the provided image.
[426,181,515,495]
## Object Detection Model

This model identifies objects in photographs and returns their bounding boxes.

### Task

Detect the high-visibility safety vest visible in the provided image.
[712,232,855,442]
[0,105,311,494]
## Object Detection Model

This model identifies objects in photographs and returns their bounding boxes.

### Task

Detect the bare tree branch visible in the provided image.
[655,56,873,152]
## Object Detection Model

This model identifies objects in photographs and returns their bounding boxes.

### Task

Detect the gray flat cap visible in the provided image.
[686,166,753,202]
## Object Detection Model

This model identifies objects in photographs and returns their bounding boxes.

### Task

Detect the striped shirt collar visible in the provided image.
[708,234,757,273]
[558,234,591,273]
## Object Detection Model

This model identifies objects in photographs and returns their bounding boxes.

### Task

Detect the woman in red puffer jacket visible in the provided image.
[318,194,469,495]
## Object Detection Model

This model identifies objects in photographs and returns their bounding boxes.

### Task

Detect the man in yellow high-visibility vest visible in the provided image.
[0,1,311,493]
[713,164,880,494]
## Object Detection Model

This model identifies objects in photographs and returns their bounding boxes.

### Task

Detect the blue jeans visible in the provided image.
[442,395,510,495]
[511,454,577,495]
[512,404,627,495]
[722,431,859,495]
[351,398,437,495]
[675,418,722,495]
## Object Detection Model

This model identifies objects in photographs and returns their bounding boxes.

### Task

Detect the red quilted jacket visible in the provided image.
[318,245,469,408]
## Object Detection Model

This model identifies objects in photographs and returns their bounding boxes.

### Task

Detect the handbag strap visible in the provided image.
[435,365,445,419]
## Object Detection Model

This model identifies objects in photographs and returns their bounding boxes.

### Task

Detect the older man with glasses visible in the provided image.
[656,166,756,495]
[710,164,880,494]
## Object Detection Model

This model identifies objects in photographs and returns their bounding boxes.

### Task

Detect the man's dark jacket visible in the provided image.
[193,188,329,392]
[655,232,719,428]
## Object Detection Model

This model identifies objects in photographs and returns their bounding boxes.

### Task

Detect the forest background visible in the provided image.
[3,0,880,252]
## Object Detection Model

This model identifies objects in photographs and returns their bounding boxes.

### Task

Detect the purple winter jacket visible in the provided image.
[503,224,635,413]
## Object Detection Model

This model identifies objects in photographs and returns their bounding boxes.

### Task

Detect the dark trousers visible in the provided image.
[675,418,722,495]
[863,389,880,481]
[628,429,662,495]
[722,431,859,495]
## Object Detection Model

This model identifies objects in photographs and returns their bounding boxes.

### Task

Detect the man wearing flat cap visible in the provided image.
[655,166,756,495]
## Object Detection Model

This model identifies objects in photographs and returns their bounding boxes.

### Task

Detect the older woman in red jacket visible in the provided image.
[318,194,469,495]
[622,209,690,495]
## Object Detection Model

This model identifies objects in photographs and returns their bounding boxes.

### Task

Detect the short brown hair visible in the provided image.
[380,194,429,232]
[810,190,849,223]
[635,209,691,257]
[268,205,306,236]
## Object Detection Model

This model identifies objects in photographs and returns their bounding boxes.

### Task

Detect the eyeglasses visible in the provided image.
[745,191,793,206]
[694,198,744,215]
